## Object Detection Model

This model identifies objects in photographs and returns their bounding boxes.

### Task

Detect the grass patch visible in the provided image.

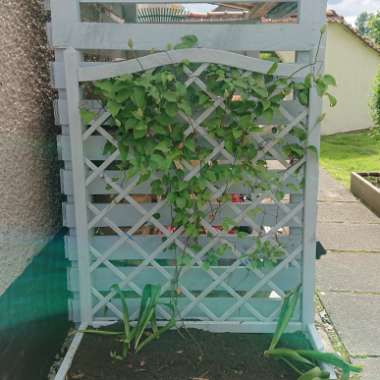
[320,130,380,188]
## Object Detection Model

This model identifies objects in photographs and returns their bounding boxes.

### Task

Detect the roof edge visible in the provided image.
[327,9,380,55]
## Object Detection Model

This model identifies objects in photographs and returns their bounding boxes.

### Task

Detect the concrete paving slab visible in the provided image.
[319,292,380,356]
[316,252,380,293]
[319,168,357,202]
[317,223,380,252]
[354,358,380,380]
[318,202,380,224]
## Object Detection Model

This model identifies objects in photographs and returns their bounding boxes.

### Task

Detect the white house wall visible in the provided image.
[323,22,380,135]
[278,22,380,136]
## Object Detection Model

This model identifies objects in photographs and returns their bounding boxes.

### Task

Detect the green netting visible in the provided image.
[0,232,68,329]
[0,231,70,380]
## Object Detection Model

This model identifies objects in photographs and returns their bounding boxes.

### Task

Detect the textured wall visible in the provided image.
[0,0,60,295]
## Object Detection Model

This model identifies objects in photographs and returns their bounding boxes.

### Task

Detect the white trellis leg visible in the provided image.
[51,0,80,48]
[64,48,92,324]
[300,0,327,327]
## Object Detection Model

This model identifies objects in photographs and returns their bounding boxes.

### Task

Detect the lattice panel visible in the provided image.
[63,57,310,327]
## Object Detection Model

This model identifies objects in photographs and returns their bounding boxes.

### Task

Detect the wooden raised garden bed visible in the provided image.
[66,328,311,380]
[351,172,380,217]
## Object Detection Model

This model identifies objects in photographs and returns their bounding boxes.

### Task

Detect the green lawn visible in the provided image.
[320,130,380,188]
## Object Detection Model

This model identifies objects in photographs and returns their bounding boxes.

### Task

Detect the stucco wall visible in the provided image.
[323,23,380,135]
[0,0,61,296]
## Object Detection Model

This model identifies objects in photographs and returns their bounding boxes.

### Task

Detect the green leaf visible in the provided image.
[298,91,309,106]
[174,35,198,49]
[165,102,178,117]
[296,350,362,375]
[322,74,336,87]
[175,82,187,96]
[263,108,274,123]
[133,122,148,139]
[155,140,170,153]
[125,118,139,130]
[151,179,164,196]
[128,38,134,49]
[107,101,122,117]
[178,254,193,266]
[265,348,314,367]
[267,62,279,76]
[118,143,128,162]
[80,108,96,125]
[222,217,235,231]
[81,329,124,336]
[103,141,116,155]
[175,197,187,209]
[179,100,192,116]
[304,73,313,89]
[115,89,131,103]
[269,285,301,351]
[237,231,249,239]
[297,367,327,380]
[275,191,285,201]
[134,284,161,352]
[95,80,114,95]
[253,85,269,98]
[151,153,164,166]
[184,138,196,152]
[232,128,243,139]
[132,87,146,109]
[240,115,253,129]
[307,145,319,158]
[316,80,328,97]
[111,284,131,347]
[164,91,178,102]
[326,93,337,107]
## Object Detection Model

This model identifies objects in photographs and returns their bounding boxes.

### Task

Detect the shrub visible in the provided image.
[370,66,380,137]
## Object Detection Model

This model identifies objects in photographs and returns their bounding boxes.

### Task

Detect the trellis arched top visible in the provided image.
[77,48,311,82]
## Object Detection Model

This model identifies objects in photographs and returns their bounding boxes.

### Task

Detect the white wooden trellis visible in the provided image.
[47,0,333,377]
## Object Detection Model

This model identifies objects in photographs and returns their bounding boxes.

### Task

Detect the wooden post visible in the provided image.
[64,48,92,324]
[300,0,327,327]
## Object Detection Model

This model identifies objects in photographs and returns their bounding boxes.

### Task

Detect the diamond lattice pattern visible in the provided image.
[78,63,307,324]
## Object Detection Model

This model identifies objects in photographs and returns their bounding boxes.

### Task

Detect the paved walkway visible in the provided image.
[317,168,380,380]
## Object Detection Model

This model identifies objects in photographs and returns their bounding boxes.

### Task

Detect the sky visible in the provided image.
[328,0,380,25]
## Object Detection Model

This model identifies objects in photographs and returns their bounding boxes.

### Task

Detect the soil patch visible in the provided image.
[68,326,310,380]
[366,174,380,189]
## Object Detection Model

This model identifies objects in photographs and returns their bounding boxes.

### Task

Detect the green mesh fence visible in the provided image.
[0,231,70,380]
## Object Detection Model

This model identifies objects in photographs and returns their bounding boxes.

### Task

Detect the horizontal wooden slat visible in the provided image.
[59,134,304,161]
[68,265,301,293]
[51,23,317,51]
[68,296,301,323]
[53,60,304,90]
[61,169,303,195]
[65,233,303,260]
[63,201,303,228]
[78,48,309,82]
[54,96,306,127]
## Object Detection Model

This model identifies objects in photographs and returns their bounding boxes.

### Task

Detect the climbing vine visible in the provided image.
[81,34,336,311]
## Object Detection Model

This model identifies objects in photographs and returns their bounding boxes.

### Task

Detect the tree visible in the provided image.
[356,11,370,36]
[367,12,380,45]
